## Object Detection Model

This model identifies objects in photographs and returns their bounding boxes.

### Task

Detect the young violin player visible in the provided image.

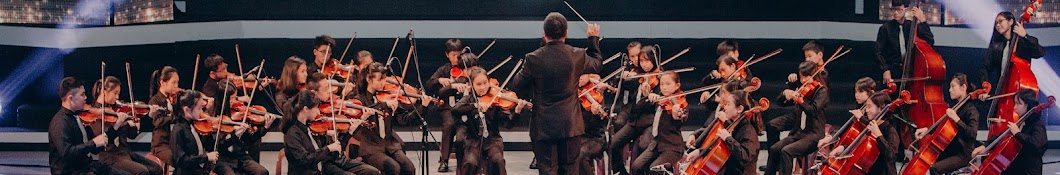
[765,61,829,175]
[307,35,336,76]
[352,62,425,175]
[609,44,660,175]
[169,90,269,175]
[275,56,310,117]
[576,73,611,175]
[283,90,381,175]
[822,91,899,175]
[49,77,132,175]
[450,66,528,175]
[92,76,164,175]
[630,71,686,174]
[148,66,182,166]
[683,89,761,175]
[202,54,277,162]
[909,73,979,174]
[970,89,1048,175]
[424,38,470,172]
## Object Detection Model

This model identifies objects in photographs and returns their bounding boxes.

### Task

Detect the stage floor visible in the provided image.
[3,150,1060,174]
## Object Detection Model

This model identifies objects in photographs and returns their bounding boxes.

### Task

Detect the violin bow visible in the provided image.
[192,54,200,91]
[125,63,136,119]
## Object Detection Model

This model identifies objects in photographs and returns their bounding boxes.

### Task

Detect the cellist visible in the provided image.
[911,73,979,174]
[823,91,900,175]
[683,89,760,175]
[970,89,1047,175]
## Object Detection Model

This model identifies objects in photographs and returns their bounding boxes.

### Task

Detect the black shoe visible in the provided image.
[438,162,450,172]
[759,165,767,172]
[529,159,538,169]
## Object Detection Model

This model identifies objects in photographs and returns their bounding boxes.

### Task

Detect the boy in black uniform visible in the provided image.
[283,90,381,175]
[424,39,472,172]
[352,63,429,175]
[169,90,268,175]
[876,0,933,83]
[200,54,276,162]
[765,61,829,175]
[49,77,132,175]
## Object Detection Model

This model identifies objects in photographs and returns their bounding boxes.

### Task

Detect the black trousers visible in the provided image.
[363,150,416,175]
[323,158,382,175]
[929,150,971,175]
[631,143,681,175]
[214,157,269,175]
[438,106,462,163]
[609,124,647,174]
[577,136,607,175]
[100,151,163,175]
[533,136,583,175]
[765,113,820,175]
[462,136,506,175]
[71,161,133,175]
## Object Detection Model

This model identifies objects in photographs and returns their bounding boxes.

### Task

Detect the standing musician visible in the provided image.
[276,56,310,117]
[910,73,979,174]
[283,90,381,175]
[509,12,602,175]
[820,91,899,175]
[451,66,528,175]
[49,77,132,175]
[91,76,164,175]
[876,0,933,83]
[610,45,659,175]
[765,61,829,175]
[169,90,269,175]
[978,11,1045,97]
[683,89,760,175]
[970,89,1047,175]
[424,38,471,172]
[351,62,422,175]
[148,66,183,167]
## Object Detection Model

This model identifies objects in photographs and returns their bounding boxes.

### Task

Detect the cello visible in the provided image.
[684,98,769,175]
[986,0,1042,138]
[897,0,949,149]
[971,96,1053,175]
[823,91,913,175]
[900,82,990,175]
[819,82,897,156]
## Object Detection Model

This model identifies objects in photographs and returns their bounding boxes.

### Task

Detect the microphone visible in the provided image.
[247,65,262,74]
[385,56,397,68]
[405,30,414,41]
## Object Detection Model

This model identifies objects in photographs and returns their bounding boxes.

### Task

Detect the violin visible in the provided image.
[381,77,443,106]
[579,74,606,111]
[659,90,688,114]
[114,101,167,116]
[793,80,822,104]
[228,76,275,91]
[685,98,769,175]
[450,67,465,79]
[192,114,253,135]
[321,59,355,79]
[79,105,124,124]
[230,101,282,125]
[479,87,531,111]
[308,117,372,135]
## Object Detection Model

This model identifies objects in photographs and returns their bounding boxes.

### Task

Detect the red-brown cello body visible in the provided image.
[684,98,769,175]
[987,0,1042,140]
[973,96,1053,175]
[901,84,990,175]
[824,91,911,175]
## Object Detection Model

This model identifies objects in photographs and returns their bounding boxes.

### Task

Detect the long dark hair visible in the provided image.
[150,66,178,96]
[92,76,121,101]
[638,45,660,73]
[277,56,307,92]
[989,12,1017,45]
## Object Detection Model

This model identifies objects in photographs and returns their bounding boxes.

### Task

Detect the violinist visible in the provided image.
[970,89,1046,175]
[908,73,980,174]
[630,71,686,174]
[201,54,253,116]
[575,73,610,175]
[92,76,164,175]
[148,66,181,166]
[276,56,310,117]
[283,90,381,175]
[451,66,527,175]
[699,40,743,93]
[978,11,1045,95]
[765,61,829,175]
[49,77,131,175]
[352,62,418,175]
[307,35,336,76]
[683,89,760,175]
[609,44,658,175]
[169,90,268,175]
[305,72,366,157]
[822,91,899,175]
[424,38,470,172]
[876,0,934,83]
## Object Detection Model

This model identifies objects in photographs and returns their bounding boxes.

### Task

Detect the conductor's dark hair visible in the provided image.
[204,54,225,72]
[717,40,739,56]
[543,12,568,40]
[314,35,336,48]
[445,39,464,52]
[59,77,84,100]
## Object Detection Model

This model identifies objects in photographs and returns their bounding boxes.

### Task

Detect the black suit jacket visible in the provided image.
[875,19,934,75]
[510,37,603,140]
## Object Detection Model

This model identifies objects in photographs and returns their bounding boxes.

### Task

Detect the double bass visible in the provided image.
[684,98,769,175]
[898,0,948,147]
[901,83,990,175]
[986,0,1042,138]
[971,96,1053,175]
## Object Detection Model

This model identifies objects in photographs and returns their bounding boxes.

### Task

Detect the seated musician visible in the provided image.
[49,77,132,175]
[912,73,979,174]
[169,90,269,175]
[970,89,1047,175]
[201,54,276,162]
[450,66,527,175]
[91,76,164,175]
[766,61,829,175]
[630,71,687,174]
[683,89,760,175]
[283,90,381,175]
[351,63,429,175]
[823,91,899,175]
